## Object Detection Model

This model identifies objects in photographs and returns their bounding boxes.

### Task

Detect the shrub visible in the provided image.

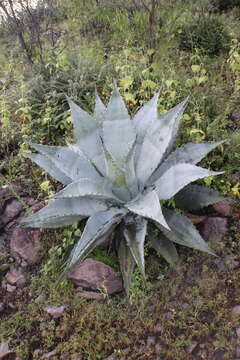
[178,17,231,57]
[213,0,240,11]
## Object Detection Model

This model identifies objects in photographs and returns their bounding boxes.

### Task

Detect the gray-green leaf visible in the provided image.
[136,98,189,187]
[27,142,100,182]
[123,216,148,278]
[23,198,108,226]
[157,207,215,255]
[174,184,225,211]
[125,190,170,230]
[148,226,179,266]
[54,178,119,202]
[117,228,136,297]
[65,208,126,272]
[155,163,224,200]
[149,141,224,183]
[23,152,72,185]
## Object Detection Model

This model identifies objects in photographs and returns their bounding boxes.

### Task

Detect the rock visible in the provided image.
[0,185,23,206]
[42,349,57,358]
[187,341,198,354]
[154,322,163,332]
[0,342,13,359]
[236,327,240,338]
[43,305,67,319]
[147,335,156,347]
[69,258,123,295]
[215,255,239,271]
[0,199,23,226]
[155,342,163,355]
[71,355,83,360]
[224,255,239,269]
[212,350,226,360]
[213,200,232,216]
[6,284,16,293]
[201,217,228,242]
[76,290,104,300]
[104,355,116,360]
[29,201,45,213]
[232,305,240,316]
[0,77,7,84]
[10,227,41,265]
[5,267,26,287]
[236,345,240,358]
[234,172,240,181]
[231,113,240,121]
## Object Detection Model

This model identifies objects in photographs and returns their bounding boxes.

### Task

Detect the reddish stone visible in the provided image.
[10,227,41,265]
[43,305,67,319]
[69,258,123,294]
[76,290,104,300]
[201,217,228,242]
[232,305,240,316]
[0,342,14,359]
[1,199,23,225]
[213,199,232,216]
[5,267,26,287]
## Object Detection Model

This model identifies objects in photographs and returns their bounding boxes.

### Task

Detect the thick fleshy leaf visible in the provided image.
[94,92,106,123]
[65,208,126,272]
[117,228,136,297]
[161,97,189,158]
[103,120,136,165]
[103,84,136,165]
[67,96,106,175]
[134,92,160,144]
[147,226,179,266]
[123,216,148,278]
[54,178,120,202]
[23,198,108,226]
[27,142,100,181]
[105,83,129,122]
[155,207,215,255]
[125,190,170,230]
[101,142,131,202]
[67,96,97,139]
[174,184,225,211]
[124,143,138,198]
[155,163,224,200]
[149,141,224,183]
[136,97,189,187]
[22,215,84,228]
[23,152,72,185]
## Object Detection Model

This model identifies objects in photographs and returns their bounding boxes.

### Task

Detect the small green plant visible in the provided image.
[178,17,231,57]
[23,83,225,295]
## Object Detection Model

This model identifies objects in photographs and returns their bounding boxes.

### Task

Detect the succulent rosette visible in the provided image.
[23,84,224,295]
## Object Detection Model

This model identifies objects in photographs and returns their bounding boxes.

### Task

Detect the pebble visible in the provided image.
[0,303,4,313]
[232,305,240,316]
[147,335,156,347]
[187,341,198,354]
[43,305,67,319]
[236,345,240,358]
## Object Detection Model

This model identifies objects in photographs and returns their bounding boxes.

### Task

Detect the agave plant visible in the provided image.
[23,84,225,295]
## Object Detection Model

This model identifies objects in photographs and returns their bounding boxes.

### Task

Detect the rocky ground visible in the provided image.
[0,183,240,360]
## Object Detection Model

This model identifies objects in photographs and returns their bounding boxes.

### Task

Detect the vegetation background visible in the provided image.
[0,0,240,359]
